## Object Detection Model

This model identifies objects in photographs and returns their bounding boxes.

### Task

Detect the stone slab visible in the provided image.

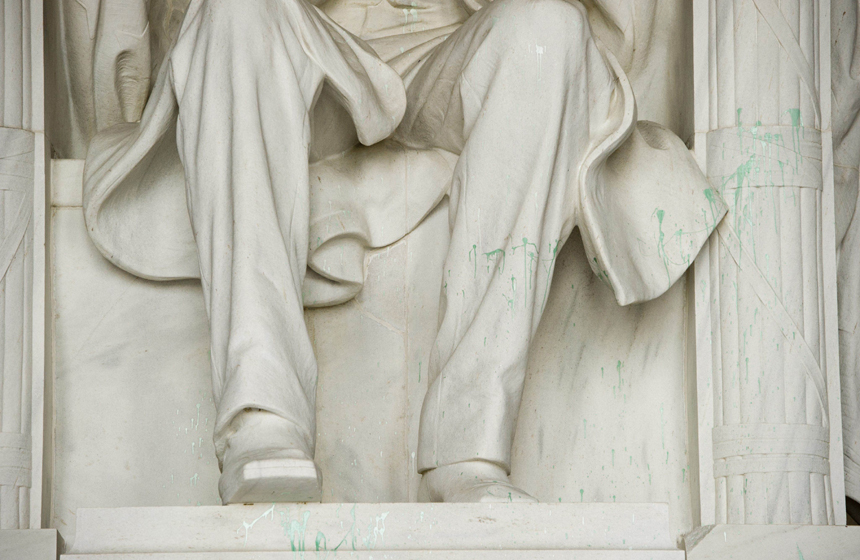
[66,503,679,556]
[0,529,61,560]
[64,552,683,559]
[685,524,860,559]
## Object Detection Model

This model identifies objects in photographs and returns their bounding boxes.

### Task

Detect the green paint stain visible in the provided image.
[483,248,506,273]
[703,188,722,229]
[786,108,803,154]
[655,209,671,282]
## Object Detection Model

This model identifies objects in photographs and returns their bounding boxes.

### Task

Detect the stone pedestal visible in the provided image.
[0,529,61,560]
[685,524,860,559]
[61,503,683,559]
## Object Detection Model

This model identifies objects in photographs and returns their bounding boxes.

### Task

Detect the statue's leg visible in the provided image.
[170,0,338,504]
[396,0,617,502]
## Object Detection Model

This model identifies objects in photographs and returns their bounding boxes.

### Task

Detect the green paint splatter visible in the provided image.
[655,209,671,282]
[469,244,478,278]
[483,248,506,273]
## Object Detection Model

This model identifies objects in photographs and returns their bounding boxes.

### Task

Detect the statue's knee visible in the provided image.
[495,0,589,46]
[200,0,276,40]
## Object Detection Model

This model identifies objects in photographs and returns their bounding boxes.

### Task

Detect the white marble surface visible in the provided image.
[0,529,60,560]
[51,203,221,536]
[62,552,683,559]
[65,503,679,554]
[685,524,860,560]
[512,234,695,542]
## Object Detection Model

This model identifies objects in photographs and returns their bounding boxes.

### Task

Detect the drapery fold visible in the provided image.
[83,0,724,308]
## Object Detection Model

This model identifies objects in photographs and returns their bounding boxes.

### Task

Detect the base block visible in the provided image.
[0,529,61,560]
[63,503,683,559]
[685,524,860,559]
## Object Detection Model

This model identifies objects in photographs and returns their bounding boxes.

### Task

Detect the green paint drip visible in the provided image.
[655,209,671,282]
[786,108,803,161]
[703,188,722,229]
[483,248,506,273]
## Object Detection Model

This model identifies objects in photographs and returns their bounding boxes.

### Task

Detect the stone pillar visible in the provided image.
[693,0,845,525]
[0,0,47,530]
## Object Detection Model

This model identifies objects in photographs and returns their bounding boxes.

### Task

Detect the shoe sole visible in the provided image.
[220,458,322,504]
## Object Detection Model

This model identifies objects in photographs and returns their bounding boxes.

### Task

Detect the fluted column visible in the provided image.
[0,0,46,530]
[693,0,845,525]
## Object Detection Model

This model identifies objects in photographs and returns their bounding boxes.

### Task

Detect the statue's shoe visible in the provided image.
[217,409,321,504]
[219,448,322,504]
[418,460,538,503]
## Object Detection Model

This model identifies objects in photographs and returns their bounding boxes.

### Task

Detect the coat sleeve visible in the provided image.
[577,51,727,306]
[579,119,727,306]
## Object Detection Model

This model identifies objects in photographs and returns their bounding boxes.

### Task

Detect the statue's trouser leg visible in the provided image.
[172,0,329,464]
[402,0,617,474]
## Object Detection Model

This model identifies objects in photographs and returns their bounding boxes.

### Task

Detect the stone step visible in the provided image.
[65,552,683,559]
[64,502,683,558]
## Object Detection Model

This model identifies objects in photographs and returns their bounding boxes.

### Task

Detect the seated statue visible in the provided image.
[81,0,726,504]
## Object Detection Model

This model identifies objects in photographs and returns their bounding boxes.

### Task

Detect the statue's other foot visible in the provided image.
[218,409,321,504]
[418,460,538,503]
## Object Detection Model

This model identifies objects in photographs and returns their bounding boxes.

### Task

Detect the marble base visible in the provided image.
[685,524,860,559]
[0,529,61,560]
[62,503,682,559]
[63,552,680,559]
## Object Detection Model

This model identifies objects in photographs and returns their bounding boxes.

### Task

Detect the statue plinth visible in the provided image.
[63,503,682,559]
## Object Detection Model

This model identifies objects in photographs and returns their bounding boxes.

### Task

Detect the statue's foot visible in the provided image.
[219,448,322,504]
[218,409,321,504]
[418,460,538,503]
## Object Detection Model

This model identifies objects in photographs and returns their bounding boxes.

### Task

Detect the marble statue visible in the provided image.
[77,0,724,505]
[12,0,860,558]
